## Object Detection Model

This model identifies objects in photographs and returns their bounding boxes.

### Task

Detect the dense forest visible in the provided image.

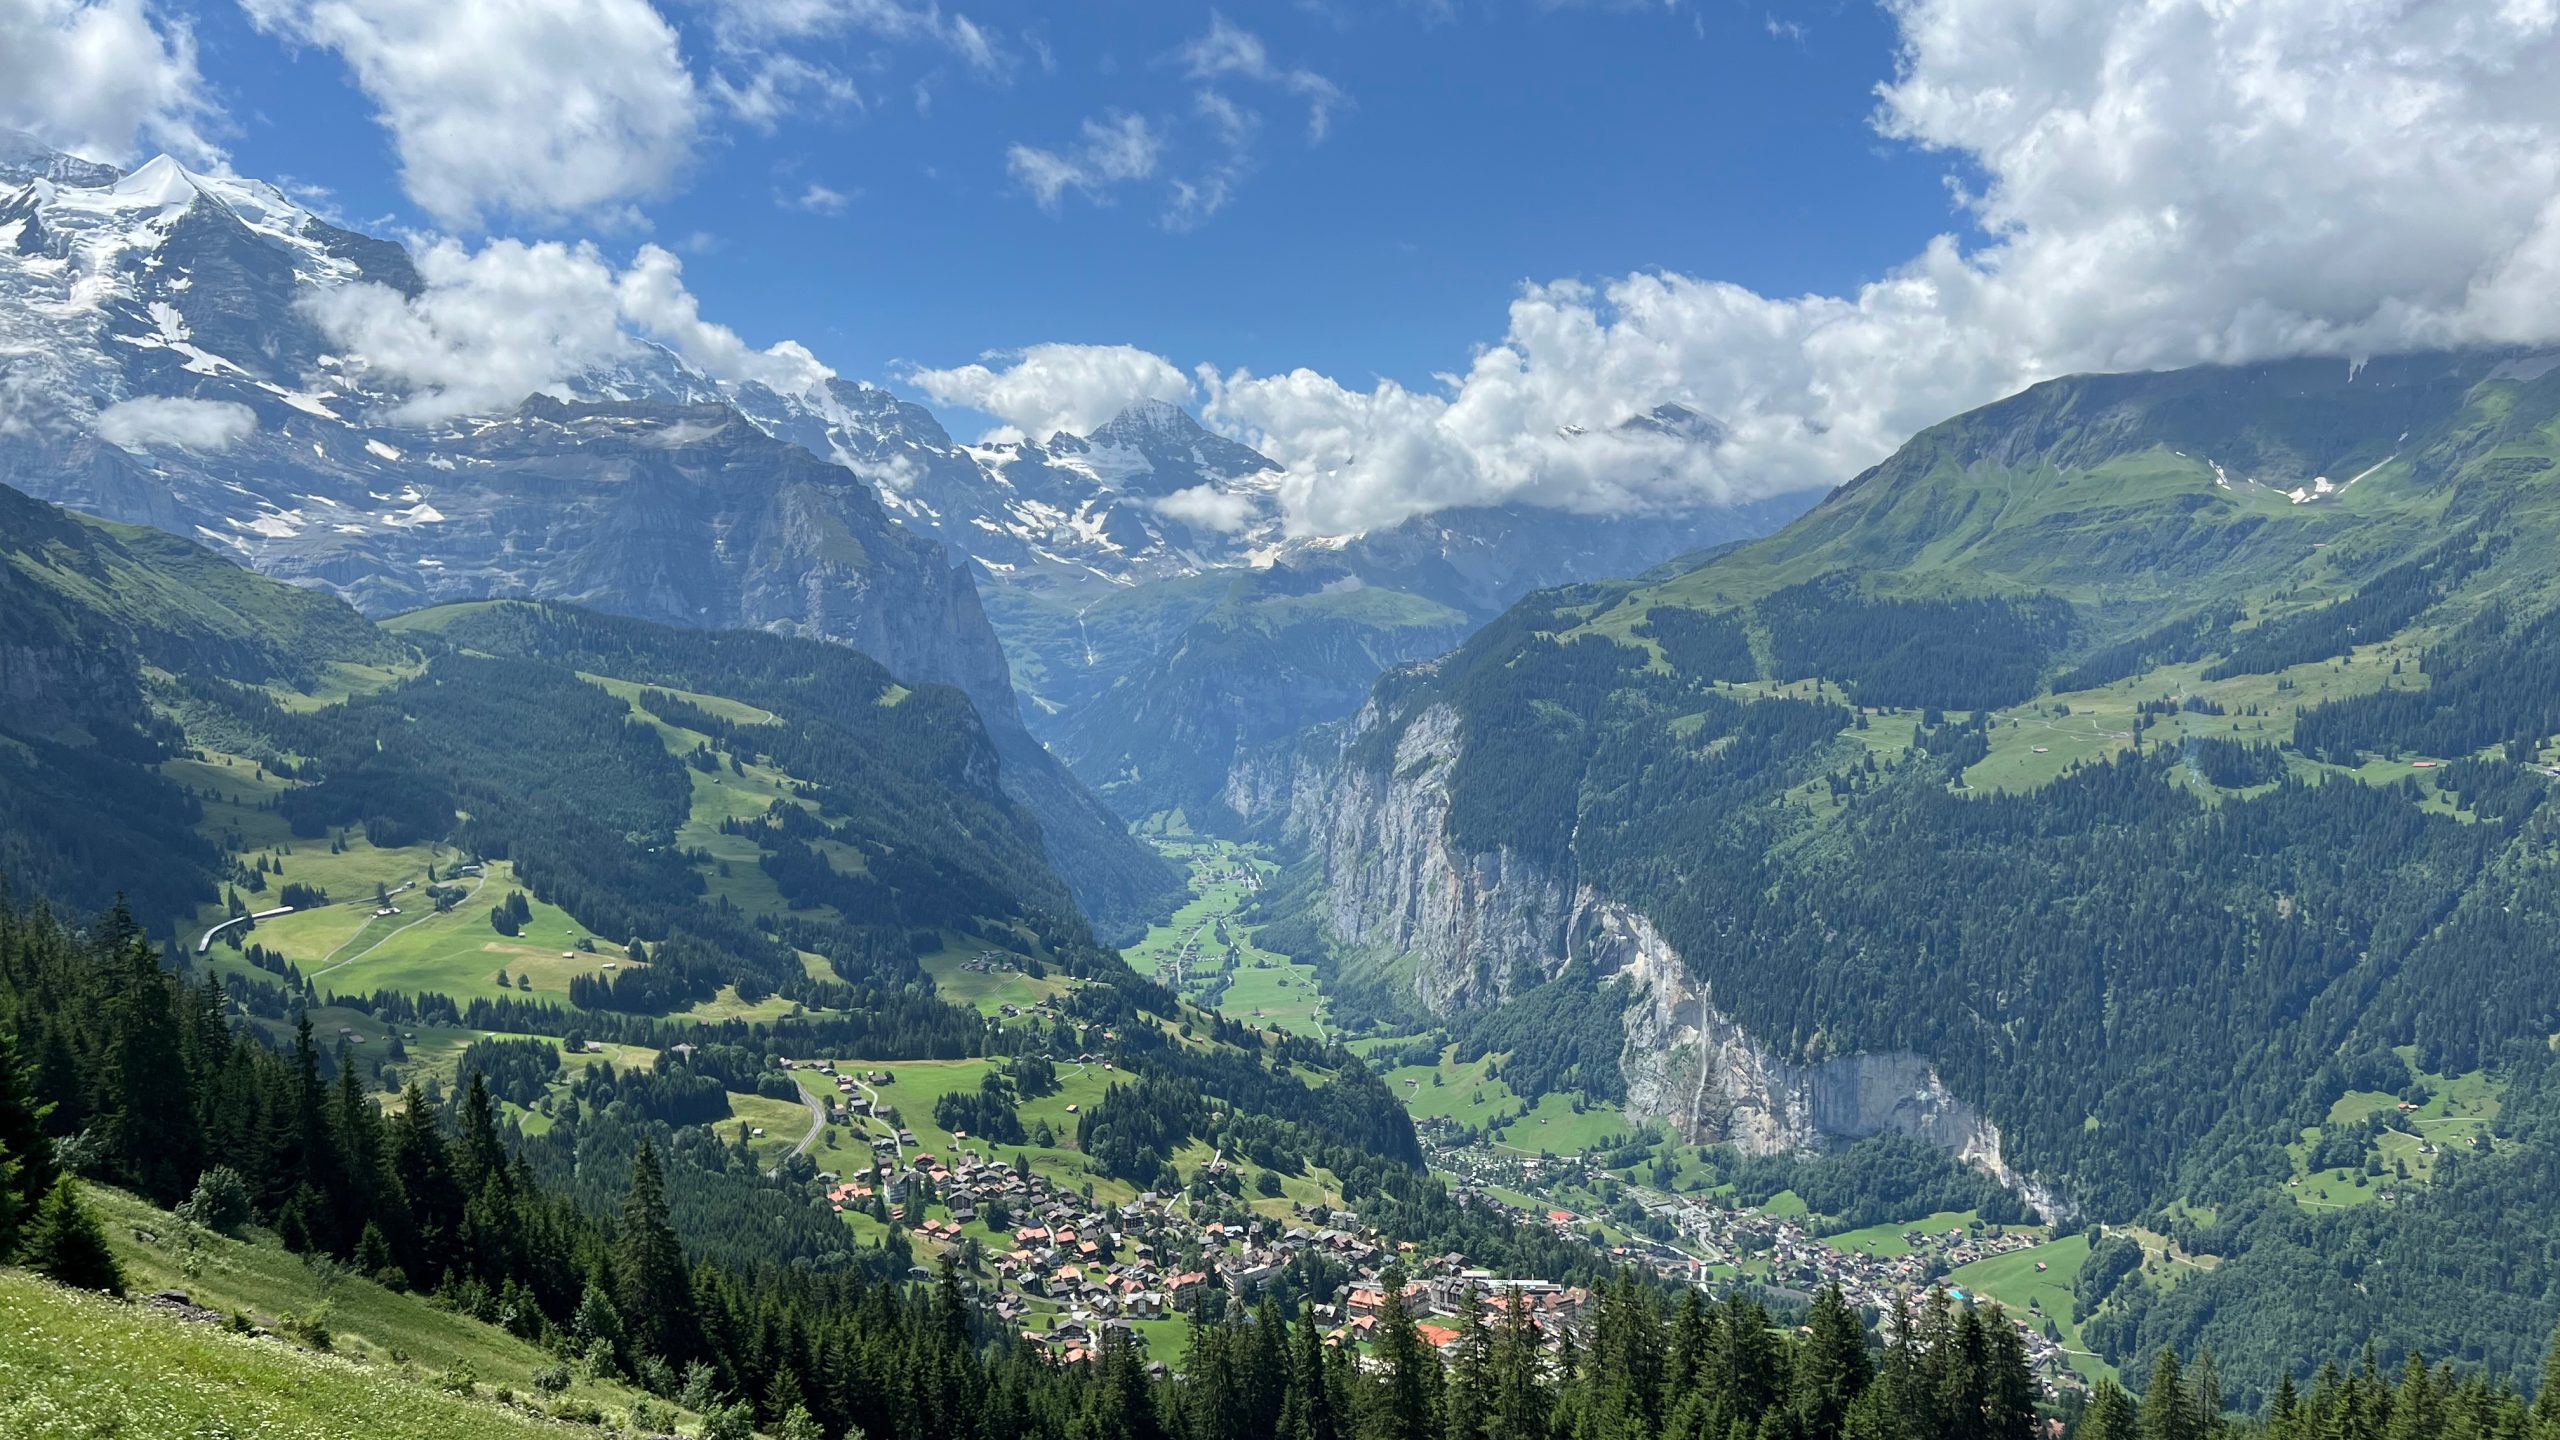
[1324,561,2560,1393]
[0,889,2243,1440]
[1757,580,2076,711]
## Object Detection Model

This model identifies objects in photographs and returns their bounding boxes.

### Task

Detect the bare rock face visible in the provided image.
[1262,701,1576,1013]
[1589,899,2074,1221]
[1249,693,2073,1217]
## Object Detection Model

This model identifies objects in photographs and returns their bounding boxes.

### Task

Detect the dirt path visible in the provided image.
[309,874,483,981]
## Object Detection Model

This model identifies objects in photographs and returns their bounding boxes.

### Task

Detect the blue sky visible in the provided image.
[191,1,1964,394]
[9,2,2560,536]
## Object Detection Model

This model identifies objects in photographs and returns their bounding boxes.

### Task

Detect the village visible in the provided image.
[754,1042,2088,1390]
[769,1051,1592,1369]
[1427,1134,2092,1393]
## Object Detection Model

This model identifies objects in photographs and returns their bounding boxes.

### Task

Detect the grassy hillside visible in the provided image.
[2,1189,697,1439]
[1290,349,2560,1399]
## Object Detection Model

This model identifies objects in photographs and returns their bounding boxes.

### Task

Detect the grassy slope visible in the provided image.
[0,1186,694,1439]
[0,1273,574,1440]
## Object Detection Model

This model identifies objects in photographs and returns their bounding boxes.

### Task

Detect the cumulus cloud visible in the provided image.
[907,343,1192,441]
[306,237,828,420]
[1177,0,2560,536]
[0,0,221,165]
[1006,112,1163,212]
[615,244,833,395]
[95,396,256,451]
[1151,482,1259,534]
[242,0,700,228]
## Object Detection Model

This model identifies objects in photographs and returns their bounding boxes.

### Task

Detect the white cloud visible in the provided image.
[0,0,220,165]
[305,237,829,420]
[614,244,833,395]
[1177,12,1345,143]
[242,0,700,229]
[1180,0,2560,536]
[1006,112,1162,211]
[306,239,638,419]
[1151,482,1259,534]
[787,180,851,214]
[711,53,862,131]
[907,343,1192,440]
[705,0,1007,71]
[95,396,256,451]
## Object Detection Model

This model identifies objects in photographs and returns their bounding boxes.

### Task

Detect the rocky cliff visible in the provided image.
[1244,694,2069,1214]
[1588,899,2074,1220]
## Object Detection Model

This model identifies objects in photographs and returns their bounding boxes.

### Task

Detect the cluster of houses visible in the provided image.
[1432,1131,2088,1393]
[791,1101,1595,1369]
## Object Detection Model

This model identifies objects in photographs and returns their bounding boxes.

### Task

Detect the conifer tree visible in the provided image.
[1484,1291,1549,1440]
[1794,1285,1875,1440]
[0,1027,55,1239]
[1366,1266,1441,1440]
[28,1174,123,1295]
[100,915,195,1205]
[1441,1289,1492,1440]
[616,1138,699,1367]
[2143,1348,2195,1440]
[2082,1379,2141,1440]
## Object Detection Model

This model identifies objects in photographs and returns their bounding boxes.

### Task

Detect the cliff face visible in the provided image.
[1246,697,2069,1215]
[1588,899,2073,1220]
[1258,701,1577,1013]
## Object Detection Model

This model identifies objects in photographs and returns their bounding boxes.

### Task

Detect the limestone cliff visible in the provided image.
[1248,700,1577,1013]
[1588,899,2074,1221]
[1241,693,2071,1216]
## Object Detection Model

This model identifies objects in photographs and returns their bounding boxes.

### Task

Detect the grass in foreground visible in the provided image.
[0,1267,626,1440]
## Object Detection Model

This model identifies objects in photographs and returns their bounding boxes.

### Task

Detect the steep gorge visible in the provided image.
[1231,692,2061,1210]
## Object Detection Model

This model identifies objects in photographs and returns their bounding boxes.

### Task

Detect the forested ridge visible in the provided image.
[1288,354,2560,1402]
[18,895,2560,1440]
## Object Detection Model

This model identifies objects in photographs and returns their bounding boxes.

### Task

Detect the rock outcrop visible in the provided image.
[1588,899,2073,1220]
[1247,694,2071,1217]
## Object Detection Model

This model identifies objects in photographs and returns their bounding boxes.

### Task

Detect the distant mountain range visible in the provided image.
[0,134,1811,841]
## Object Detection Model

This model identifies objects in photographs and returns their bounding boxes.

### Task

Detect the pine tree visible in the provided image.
[1441,1289,1491,1440]
[28,1174,123,1295]
[100,917,196,1205]
[0,1138,21,1263]
[616,1139,699,1366]
[1983,1307,2038,1440]
[0,1027,55,1242]
[2082,1379,2140,1440]
[1484,1291,1549,1440]
[2188,1348,2227,1440]
[2142,1348,2195,1440]
[1794,1285,1874,1440]
[1280,1301,1341,1440]
[2532,1321,2560,1440]
[1366,1267,1441,1440]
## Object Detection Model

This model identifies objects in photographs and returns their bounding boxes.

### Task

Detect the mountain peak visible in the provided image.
[109,154,203,208]
[0,130,122,189]
[1088,396,1201,442]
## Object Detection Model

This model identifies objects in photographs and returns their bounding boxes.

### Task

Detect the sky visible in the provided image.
[8,0,2560,537]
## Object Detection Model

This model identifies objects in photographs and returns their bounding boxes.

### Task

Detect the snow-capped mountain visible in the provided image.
[0,134,1803,839]
[733,380,1291,589]
[0,137,1177,927]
